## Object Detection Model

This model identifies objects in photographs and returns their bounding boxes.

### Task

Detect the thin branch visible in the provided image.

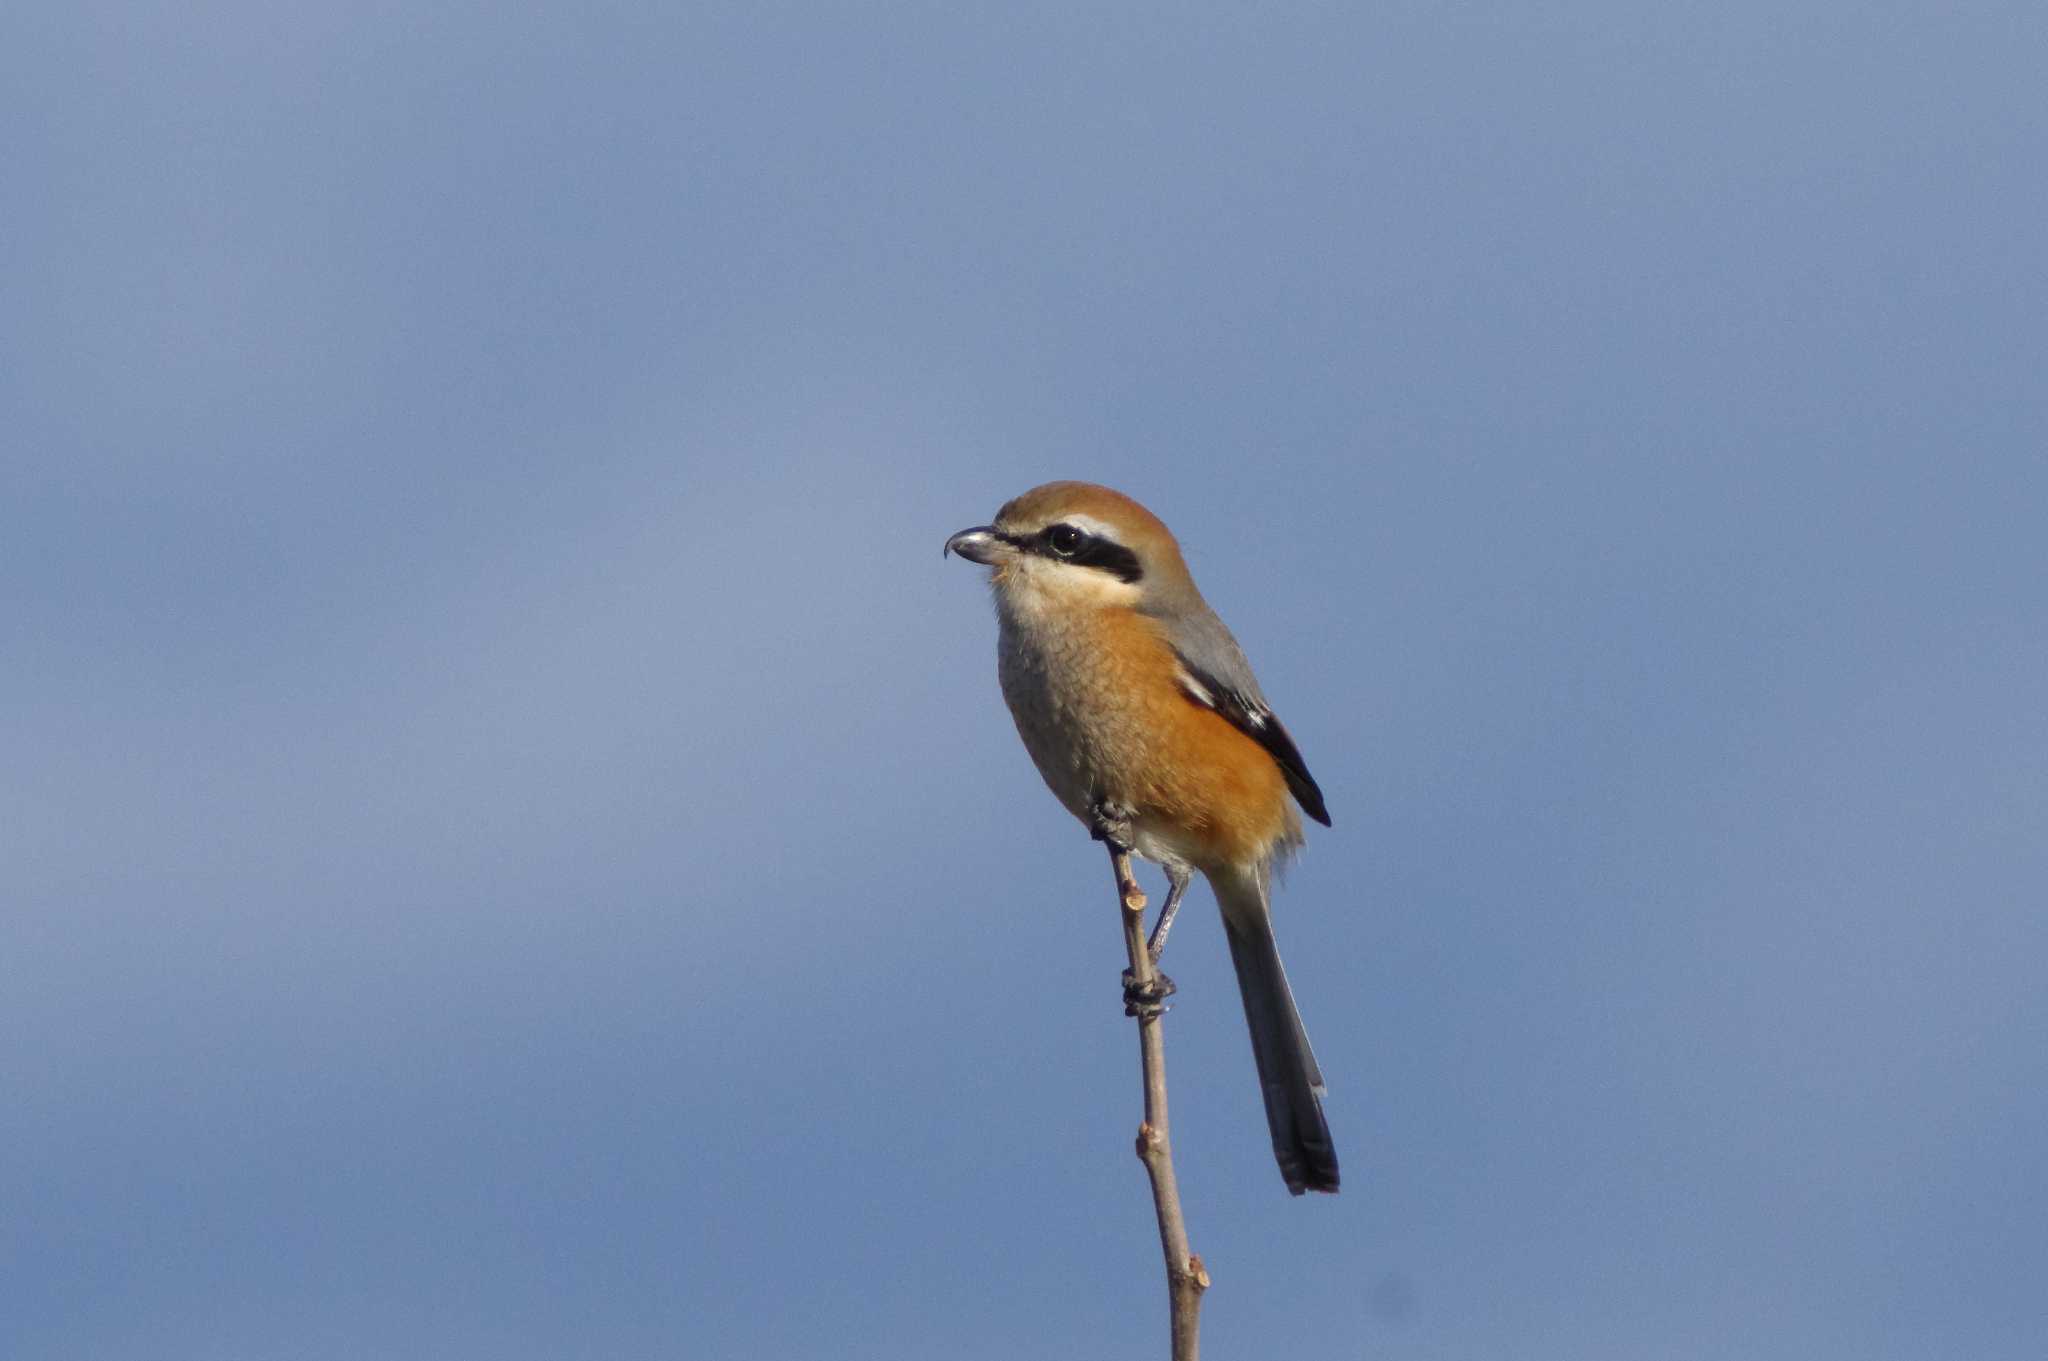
[1109,845,1210,1360]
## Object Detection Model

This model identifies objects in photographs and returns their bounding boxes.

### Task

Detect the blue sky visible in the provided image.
[5,4,2045,1358]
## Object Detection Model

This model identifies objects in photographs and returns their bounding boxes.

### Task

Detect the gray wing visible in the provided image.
[1159,605,1332,827]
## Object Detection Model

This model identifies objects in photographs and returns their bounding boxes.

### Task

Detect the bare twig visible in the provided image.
[1109,844,1210,1360]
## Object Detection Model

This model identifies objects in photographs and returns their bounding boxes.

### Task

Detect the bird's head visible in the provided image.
[944,481,1197,616]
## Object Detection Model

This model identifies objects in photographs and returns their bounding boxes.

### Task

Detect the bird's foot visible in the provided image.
[1089,799,1138,853]
[1122,968,1177,1019]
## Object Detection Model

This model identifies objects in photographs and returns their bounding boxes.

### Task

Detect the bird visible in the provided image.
[945,480,1339,1195]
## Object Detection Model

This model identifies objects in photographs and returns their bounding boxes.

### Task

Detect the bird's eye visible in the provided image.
[1046,524,1084,556]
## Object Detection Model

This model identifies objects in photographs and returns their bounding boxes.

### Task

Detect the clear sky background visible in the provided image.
[5,5,2045,1358]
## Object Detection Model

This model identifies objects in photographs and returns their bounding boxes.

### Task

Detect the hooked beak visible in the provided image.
[943,525,1011,565]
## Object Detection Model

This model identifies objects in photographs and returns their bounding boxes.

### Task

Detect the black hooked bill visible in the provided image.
[943,526,1007,564]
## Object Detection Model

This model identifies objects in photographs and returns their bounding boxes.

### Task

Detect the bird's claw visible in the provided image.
[1090,800,1137,853]
[1122,968,1177,1018]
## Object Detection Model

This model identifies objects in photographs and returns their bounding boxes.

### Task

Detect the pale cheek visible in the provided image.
[999,559,1141,619]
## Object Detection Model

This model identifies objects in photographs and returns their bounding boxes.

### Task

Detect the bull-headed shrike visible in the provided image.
[946,481,1339,1195]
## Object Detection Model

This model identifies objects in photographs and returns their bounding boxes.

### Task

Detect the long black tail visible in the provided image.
[1215,868,1340,1195]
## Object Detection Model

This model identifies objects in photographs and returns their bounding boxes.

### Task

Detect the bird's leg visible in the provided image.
[1094,802,1178,1016]
[1146,862,1192,965]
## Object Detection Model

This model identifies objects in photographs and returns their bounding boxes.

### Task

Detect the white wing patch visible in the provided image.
[1175,667,1217,709]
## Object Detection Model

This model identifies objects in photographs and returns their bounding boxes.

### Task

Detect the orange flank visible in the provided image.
[1078,606,1298,872]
